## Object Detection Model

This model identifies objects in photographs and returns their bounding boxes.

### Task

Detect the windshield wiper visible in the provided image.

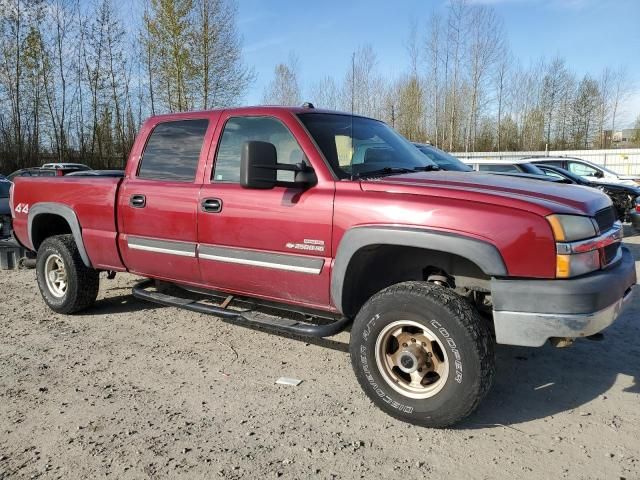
[352,167,415,179]
[411,165,441,172]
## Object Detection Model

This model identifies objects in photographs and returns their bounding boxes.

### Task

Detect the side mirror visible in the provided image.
[240,140,317,189]
[594,170,604,179]
[241,141,277,189]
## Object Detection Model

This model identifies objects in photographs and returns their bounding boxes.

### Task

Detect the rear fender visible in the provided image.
[27,202,92,267]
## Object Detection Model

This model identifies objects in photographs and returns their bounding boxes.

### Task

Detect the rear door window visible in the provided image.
[138,119,209,182]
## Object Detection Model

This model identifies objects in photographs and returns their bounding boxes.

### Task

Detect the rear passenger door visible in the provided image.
[118,116,215,283]
[197,113,335,309]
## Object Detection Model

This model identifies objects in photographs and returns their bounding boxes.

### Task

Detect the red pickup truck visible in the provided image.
[10,106,636,427]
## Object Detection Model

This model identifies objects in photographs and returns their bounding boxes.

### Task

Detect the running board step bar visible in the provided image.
[132,279,351,338]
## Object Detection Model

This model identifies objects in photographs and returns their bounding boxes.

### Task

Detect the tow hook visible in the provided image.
[106,271,117,280]
[549,337,575,348]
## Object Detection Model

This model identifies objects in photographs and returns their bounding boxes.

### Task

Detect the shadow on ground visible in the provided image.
[85,293,157,316]
[463,305,640,428]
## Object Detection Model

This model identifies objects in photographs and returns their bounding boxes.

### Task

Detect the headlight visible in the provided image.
[547,214,597,242]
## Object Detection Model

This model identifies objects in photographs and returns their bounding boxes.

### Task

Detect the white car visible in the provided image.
[526,156,639,187]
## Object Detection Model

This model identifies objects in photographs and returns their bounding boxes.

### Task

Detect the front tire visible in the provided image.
[36,235,99,314]
[349,281,495,428]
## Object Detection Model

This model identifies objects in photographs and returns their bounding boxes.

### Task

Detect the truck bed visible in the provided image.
[11,176,125,271]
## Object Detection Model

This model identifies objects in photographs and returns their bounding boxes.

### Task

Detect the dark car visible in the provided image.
[537,164,640,225]
[414,147,560,183]
[7,167,59,182]
[413,143,472,171]
[0,179,12,239]
[466,158,550,176]
[527,156,640,186]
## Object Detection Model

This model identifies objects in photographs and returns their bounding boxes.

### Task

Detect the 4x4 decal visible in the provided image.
[14,203,29,214]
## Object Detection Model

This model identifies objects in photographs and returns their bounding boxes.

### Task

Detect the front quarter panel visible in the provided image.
[332,182,557,280]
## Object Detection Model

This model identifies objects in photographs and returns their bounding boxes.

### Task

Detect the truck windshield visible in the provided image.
[297,113,438,179]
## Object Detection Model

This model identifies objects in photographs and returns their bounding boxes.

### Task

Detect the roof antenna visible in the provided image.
[301,102,315,109]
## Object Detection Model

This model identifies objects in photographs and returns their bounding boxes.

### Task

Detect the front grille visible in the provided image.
[602,242,620,266]
[594,207,616,233]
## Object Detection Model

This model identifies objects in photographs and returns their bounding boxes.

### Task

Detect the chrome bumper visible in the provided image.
[491,245,636,347]
[493,285,635,347]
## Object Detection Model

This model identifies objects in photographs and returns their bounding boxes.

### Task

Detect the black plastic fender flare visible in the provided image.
[27,202,92,268]
[330,225,507,314]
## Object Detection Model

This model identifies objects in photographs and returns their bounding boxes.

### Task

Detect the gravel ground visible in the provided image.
[1,234,639,480]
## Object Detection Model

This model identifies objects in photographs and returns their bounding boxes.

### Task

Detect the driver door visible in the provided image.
[197,113,335,310]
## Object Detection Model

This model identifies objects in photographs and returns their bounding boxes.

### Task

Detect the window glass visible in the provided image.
[541,170,565,180]
[478,164,520,173]
[213,116,304,182]
[138,119,209,182]
[297,113,437,179]
[567,161,598,177]
[537,160,564,167]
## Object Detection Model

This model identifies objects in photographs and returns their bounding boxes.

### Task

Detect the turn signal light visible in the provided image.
[556,255,570,278]
[556,250,600,278]
[548,215,566,241]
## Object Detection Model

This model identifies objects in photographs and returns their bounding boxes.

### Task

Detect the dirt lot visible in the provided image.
[1,235,639,480]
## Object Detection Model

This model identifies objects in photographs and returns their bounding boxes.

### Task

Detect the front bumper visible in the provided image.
[491,246,636,347]
[630,212,640,231]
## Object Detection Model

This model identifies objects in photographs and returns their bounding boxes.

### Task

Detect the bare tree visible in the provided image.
[540,57,569,149]
[42,0,77,162]
[262,53,300,106]
[594,67,613,148]
[493,48,511,151]
[571,75,600,148]
[424,12,442,145]
[343,45,386,119]
[309,75,341,110]
[395,74,425,141]
[464,5,503,151]
[192,0,253,109]
[610,66,632,134]
[445,0,467,150]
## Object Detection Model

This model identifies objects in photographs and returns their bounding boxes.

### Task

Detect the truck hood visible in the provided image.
[359,171,611,216]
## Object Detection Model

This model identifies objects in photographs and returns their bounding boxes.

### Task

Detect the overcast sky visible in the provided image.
[236,0,640,127]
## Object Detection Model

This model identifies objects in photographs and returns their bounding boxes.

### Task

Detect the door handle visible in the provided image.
[201,198,223,213]
[130,194,146,208]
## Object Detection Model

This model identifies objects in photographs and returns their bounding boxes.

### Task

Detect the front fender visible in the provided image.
[330,226,507,314]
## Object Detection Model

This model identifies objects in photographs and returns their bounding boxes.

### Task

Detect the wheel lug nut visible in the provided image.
[418,368,423,372]
[402,343,408,347]
[422,342,427,347]
[411,338,416,343]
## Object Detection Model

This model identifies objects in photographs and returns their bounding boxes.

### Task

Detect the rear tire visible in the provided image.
[36,235,99,314]
[349,281,495,428]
